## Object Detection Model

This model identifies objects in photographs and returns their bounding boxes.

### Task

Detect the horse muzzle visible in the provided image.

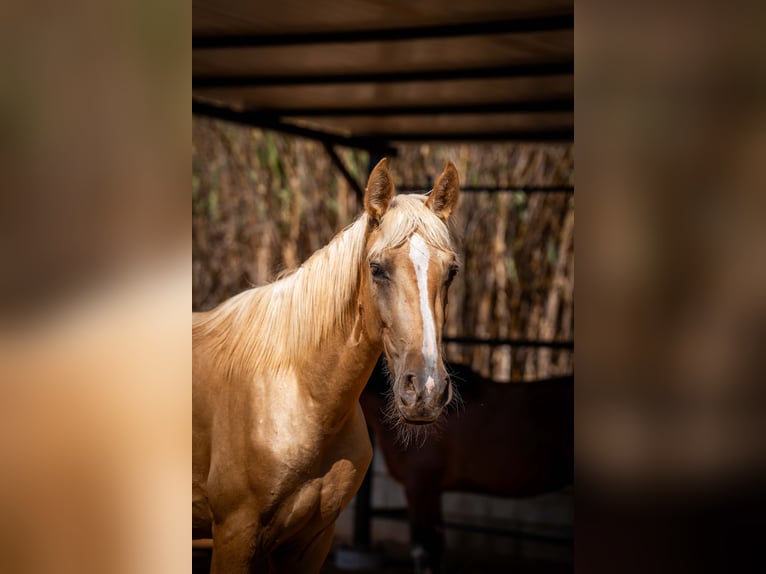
[394,370,452,424]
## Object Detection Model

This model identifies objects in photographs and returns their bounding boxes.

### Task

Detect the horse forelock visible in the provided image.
[368,194,456,261]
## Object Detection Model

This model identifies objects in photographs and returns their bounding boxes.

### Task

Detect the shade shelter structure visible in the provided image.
[193,0,574,566]
[193,0,573,163]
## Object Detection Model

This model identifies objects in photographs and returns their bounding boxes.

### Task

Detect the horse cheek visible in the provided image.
[371,283,394,334]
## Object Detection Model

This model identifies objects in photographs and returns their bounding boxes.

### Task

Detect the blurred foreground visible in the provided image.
[0,0,765,572]
[576,0,766,571]
[0,0,190,571]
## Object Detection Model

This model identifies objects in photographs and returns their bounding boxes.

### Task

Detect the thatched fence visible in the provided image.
[193,117,574,381]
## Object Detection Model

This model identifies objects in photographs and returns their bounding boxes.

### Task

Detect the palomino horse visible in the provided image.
[361,357,574,574]
[193,159,461,572]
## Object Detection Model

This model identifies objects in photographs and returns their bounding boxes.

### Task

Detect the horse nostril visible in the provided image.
[400,374,417,405]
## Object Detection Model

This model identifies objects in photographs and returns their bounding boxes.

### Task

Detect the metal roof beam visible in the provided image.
[322,143,365,203]
[192,63,573,88]
[193,15,574,50]
[192,100,396,155]
[252,100,574,118]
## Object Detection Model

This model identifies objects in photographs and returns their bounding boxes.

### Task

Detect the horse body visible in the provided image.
[193,160,461,572]
[361,359,573,573]
[193,322,376,571]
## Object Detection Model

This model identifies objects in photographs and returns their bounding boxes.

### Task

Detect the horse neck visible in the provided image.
[289,218,385,422]
[199,215,380,387]
[301,326,382,432]
[276,216,371,360]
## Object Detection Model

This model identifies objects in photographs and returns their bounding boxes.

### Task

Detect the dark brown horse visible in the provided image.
[361,357,573,573]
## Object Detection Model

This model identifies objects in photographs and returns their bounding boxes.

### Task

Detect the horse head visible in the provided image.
[359,159,460,426]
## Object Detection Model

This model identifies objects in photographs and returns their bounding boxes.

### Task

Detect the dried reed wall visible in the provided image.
[192,117,574,381]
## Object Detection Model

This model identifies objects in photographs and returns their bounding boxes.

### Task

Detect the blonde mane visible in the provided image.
[193,194,456,377]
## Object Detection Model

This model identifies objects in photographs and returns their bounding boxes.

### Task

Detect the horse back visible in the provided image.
[362,361,574,498]
[442,372,572,495]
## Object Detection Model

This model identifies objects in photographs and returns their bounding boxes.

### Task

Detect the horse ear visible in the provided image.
[364,158,394,224]
[426,161,460,221]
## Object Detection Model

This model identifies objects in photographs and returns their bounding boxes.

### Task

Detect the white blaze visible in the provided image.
[409,234,437,383]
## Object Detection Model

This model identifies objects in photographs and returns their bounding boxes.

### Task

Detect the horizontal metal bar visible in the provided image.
[193,63,573,88]
[193,15,574,49]
[362,130,574,143]
[399,185,574,194]
[442,519,573,544]
[444,337,574,349]
[371,508,572,544]
[192,100,397,155]
[254,99,574,118]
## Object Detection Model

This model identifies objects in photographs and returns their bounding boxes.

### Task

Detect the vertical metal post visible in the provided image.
[333,150,389,569]
[352,426,375,549]
[351,150,384,552]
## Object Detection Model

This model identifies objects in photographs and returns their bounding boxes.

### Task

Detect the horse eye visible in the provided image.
[446,265,459,285]
[370,262,387,280]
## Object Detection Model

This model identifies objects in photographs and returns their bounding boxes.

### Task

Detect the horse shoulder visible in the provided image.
[260,400,372,548]
[319,402,373,505]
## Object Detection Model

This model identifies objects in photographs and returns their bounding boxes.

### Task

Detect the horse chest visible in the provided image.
[257,429,370,550]
[251,402,371,510]
[272,456,360,522]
